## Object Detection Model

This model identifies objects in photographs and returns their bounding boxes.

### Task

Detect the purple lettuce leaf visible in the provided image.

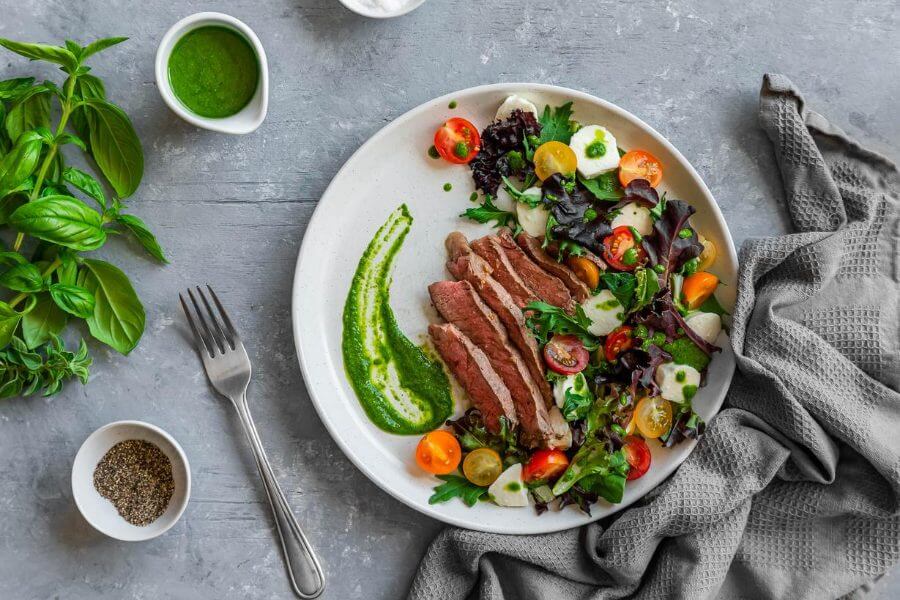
[544,174,612,254]
[640,198,703,285]
[607,178,661,212]
[469,109,541,195]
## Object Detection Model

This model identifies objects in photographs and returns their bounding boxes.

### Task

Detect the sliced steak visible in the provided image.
[477,230,575,312]
[445,232,553,407]
[428,323,517,433]
[515,233,591,302]
[428,280,553,447]
[465,234,538,309]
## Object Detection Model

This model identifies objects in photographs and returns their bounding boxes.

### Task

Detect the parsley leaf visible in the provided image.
[538,102,575,145]
[428,475,488,507]
[578,172,624,201]
[524,301,599,350]
[501,175,541,208]
[461,194,518,230]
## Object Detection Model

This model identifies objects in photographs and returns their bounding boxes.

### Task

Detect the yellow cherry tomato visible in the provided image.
[462,447,503,486]
[533,141,577,181]
[416,430,461,475]
[634,396,673,439]
[697,235,717,271]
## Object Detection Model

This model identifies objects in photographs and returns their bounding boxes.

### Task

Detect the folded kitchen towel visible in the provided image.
[408,74,900,600]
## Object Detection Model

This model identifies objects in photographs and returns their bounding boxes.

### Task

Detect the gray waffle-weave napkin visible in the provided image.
[408,74,900,600]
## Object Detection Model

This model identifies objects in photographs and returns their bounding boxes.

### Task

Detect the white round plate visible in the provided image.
[292,83,737,534]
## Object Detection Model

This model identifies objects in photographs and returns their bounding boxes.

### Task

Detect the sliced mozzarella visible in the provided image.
[552,372,589,409]
[685,312,722,345]
[610,202,653,236]
[488,463,529,507]
[654,362,701,403]
[568,125,620,178]
[547,406,573,450]
[581,289,625,336]
[516,197,549,237]
[495,95,538,121]
[492,186,515,212]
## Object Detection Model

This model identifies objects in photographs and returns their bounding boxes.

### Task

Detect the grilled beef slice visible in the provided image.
[515,233,591,302]
[466,234,538,309]
[428,280,553,447]
[428,323,517,433]
[445,232,553,407]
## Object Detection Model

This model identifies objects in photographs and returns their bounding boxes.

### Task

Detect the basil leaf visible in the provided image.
[62,166,106,208]
[21,293,66,349]
[0,39,78,71]
[0,300,22,349]
[77,259,145,354]
[81,37,128,60]
[428,475,488,507]
[9,195,106,251]
[55,132,86,151]
[82,98,143,198]
[0,262,44,292]
[49,283,95,318]
[5,86,51,142]
[632,267,660,313]
[116,213,167,263]
[599,272,637,311]
[578,172,624,201]
[0,77,35,100]
[70,75,105,149]
[0,131,43,197]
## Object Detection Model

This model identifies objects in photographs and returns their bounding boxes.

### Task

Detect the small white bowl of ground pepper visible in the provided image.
[72,421,191,541]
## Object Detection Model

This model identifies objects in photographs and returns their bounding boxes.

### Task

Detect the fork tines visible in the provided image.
[179,286,239,357]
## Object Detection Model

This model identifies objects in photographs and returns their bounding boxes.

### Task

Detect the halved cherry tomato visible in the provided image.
[415,430,461,474]
[523,449,570,482]
[543,334,589,375]
[633,396,673,439]
[623,436,651,480]
[618,150,663,188]
[697,235,717,271]
[533,141,577,181]
[434,118,481,164]
[566,255,600,289]
[604,325,635,362]
[682,271,719,310]
[603,226,646,271]
[463,447,503,486]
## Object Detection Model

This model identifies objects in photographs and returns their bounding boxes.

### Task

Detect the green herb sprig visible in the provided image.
[0,36,163,397]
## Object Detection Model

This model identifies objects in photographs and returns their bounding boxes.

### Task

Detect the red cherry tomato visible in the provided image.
[434,117,481,164]
[603,226,646,271]
[604,325,635,362]
[623,435,651,481]
[523,449,570,482]
[542,334,589,375]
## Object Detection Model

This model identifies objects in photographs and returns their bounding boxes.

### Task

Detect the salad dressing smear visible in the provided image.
[342,205,453,434]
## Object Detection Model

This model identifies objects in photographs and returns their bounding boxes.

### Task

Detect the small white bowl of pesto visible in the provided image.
[155,12,268,134]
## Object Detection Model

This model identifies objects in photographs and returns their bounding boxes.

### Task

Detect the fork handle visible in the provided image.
[233,395,326,599]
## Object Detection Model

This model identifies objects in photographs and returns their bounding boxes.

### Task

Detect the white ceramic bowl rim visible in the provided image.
[71,420,191,541]
[154,12,269,134]
[338,0,426,19]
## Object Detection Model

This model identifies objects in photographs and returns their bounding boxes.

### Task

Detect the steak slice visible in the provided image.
[428,280,553,447]
[445,232,553,407]
[476,230,575,312]
[428,323,517,433]
[515,233,591,302]
[465,234,537,309]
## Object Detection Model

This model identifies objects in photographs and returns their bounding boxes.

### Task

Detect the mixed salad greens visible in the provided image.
[416,95,726,514]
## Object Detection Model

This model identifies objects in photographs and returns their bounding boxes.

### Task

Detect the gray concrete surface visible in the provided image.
[0,1,898,598]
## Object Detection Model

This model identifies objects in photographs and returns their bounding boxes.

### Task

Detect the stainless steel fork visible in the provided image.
[179,285,325,599]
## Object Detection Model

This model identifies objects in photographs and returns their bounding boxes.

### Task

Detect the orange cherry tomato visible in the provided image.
[604,325,635,362]
[533,141,577,181]
[434,118,481,164]
[603,226,646,271]
[523,449,570,482]
[415,430,462,474]
[566,255,600,289]
[682,271,719,310]
[633,396,673,439]
[623,436,651,480]
[618,150,663,188]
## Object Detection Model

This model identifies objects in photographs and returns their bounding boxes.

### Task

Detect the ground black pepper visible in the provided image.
[93,439,175,526]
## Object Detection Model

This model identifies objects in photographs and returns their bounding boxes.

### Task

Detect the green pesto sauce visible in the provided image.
[586,140,606,158]
[443,183,453,192]
[448,100,458,109]
[505,482,522,492]
[168,26,259,119]
[342,205,453,434]
[427,145,440,159]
